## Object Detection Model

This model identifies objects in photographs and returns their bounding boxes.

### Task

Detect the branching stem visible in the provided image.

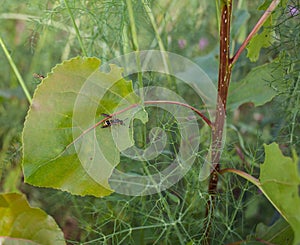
[203,0,281,244]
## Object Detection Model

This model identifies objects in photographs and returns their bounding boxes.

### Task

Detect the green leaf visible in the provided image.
[246,17,274,62]
[232,9,250,43]
[255,218,294,245]
[228,61,279,110]
[2,167,22,193]
[194,46,219,83]
[22,57,141,197]
[246,0,289,62]
[246,0,276,62]
[259,143,300,245]
[0,193,65,245]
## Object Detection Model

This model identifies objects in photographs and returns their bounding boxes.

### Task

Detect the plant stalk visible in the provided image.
[126,0,146,148]
[203,2,233,244]
[203,0,282,243]
[0,36,32,104]
[63,0,87,56]
[141,0,177,92]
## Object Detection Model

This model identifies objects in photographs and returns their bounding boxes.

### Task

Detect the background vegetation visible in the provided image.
[0,0,299,244]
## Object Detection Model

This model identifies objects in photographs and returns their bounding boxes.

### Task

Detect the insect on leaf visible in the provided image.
[22,57,141,197]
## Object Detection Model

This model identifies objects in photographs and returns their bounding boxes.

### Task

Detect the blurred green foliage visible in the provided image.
[0,0,299,244]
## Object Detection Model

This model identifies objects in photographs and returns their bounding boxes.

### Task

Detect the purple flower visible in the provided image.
[288,5,299,17]
[178,39,187,49]
[198,37,209,50]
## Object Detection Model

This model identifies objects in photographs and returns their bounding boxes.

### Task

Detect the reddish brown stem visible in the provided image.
[204,1,281,243]
[144,100,212,127]
[203,1,232,244]
[210,0,232,202]
[108,100,212,127]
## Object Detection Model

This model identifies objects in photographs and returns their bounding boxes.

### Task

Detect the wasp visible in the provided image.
[33,73,45,80]
[101,113,125,128]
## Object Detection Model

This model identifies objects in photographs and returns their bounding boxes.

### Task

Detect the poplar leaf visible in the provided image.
[260,143,300,245]
[0,193,65,245]
[22,57,141,197]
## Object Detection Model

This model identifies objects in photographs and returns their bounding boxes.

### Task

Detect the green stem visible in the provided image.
[289,76,300,144]
[141,163,185,244]
[126,0,143,92]
[141,0,166,53]
[219,167,289,222]
[141,0,176,91]
[126,0,145,148]
[219,168,260,187]
[126,0,139,52]
[215,0,221,31]
[0,36,32,104]
[63,0,87,56]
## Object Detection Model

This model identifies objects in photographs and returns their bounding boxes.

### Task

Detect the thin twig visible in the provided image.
[144,100,213,128]
[219,168,260,187]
